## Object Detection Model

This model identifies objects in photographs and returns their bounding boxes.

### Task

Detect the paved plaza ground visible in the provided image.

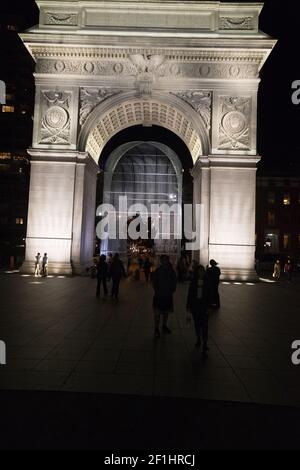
[1,271,299,405]
[0,271,300,448]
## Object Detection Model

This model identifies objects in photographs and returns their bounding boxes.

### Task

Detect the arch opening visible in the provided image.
[97,140,188,265]
[78,92,210,164]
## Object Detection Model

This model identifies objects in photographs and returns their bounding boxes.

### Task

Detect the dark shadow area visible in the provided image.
[1,391,300,449]
[99,125,194,171]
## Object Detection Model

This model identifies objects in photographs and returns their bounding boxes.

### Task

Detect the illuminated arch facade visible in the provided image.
[20,1,275,280]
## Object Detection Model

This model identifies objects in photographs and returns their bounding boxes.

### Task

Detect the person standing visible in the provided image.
[42,253,48,277]
[284,259,293,283]
[186,263,210,357]
[34,253,41,277]
[273,259,281,281]
[110,253,126,300]
[152,255,177,338]
[107,253,113,281]
[143,257,152,282]
[206,259,221,309]
[96,254,108,298]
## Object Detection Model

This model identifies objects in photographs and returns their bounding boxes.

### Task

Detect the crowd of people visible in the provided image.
[95,253,221,357]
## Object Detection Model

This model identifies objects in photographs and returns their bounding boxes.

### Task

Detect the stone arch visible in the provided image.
[78,91,210,164]
[100,140,184,259]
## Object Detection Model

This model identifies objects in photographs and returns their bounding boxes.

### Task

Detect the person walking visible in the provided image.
[42,253,48,277]
[107,253,113,281]
[273,259,281,280]
[152,255,177,338]
[143,257,152,282]
[284,259,293,283]
[110,253,126,300]
[206,259,221,309]
[96,254,108,298]
[186,263,210,357]
[34,253,42,277]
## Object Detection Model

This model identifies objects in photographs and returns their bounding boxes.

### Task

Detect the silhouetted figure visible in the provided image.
[143,257,152,282]
[107,253,113,280]
[152,255,177,337]
[96,254,108,298]
[110,253,126,299]
[206,259,221,309]
[284,259,293,283]
[34,253,41,277]
[42,253,48,277]
[187,263,210,356]
[138,256,143,271]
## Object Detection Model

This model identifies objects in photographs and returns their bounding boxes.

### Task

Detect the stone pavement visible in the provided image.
[0,271,300,407]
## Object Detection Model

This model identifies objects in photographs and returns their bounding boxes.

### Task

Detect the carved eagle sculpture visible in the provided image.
[129,54,165,75]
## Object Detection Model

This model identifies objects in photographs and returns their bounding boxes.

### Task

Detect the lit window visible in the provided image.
[0,152,11,159]
[2,105,15,113]
[267,191,275,204]
[267,211,275,226]
[7,25,17,31]
[283,234,291,250]
[16,218,24,225]
[283,194,291,206]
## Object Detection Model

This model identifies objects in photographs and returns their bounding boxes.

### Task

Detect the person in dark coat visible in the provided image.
[96,254,108,298]
[143,257,152,282]
[187,263,210,356]
[110,253,126,299]
[152,255,177,337]
[107,253,113,281]
[206,259,221,309]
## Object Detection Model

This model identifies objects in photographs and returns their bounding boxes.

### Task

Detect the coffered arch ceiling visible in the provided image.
[78,91,210,164]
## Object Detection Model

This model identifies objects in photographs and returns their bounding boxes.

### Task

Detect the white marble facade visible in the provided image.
[20,1,275,279]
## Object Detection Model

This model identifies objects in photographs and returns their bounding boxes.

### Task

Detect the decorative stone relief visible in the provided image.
[86,100,202,163]
[36,59,137,77]
[159,62,259,80]
[129,54,166,98]
[172,91,212,130]
[40,91,71,144]
[44,12,78,26]
[218,97,252,150]
[79,88,121,127]
[219,17,254,30]
[36,58,259,80]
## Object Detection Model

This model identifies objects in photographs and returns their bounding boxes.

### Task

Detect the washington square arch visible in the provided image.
[20,0,276,281]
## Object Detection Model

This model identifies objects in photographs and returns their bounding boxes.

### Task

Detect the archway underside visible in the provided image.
[85,100,203,164]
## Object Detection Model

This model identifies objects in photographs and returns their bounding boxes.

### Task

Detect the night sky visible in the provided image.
[1,0,299,174]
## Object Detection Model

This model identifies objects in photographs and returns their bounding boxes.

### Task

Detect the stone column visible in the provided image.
[21,150,98,275]
[191,157,210,267]
[208,155,259,281]
[208,88,260,281]
[71,153,99,274]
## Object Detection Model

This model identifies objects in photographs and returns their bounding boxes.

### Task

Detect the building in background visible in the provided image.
[256,169,300,271]
[0,5,37,268]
